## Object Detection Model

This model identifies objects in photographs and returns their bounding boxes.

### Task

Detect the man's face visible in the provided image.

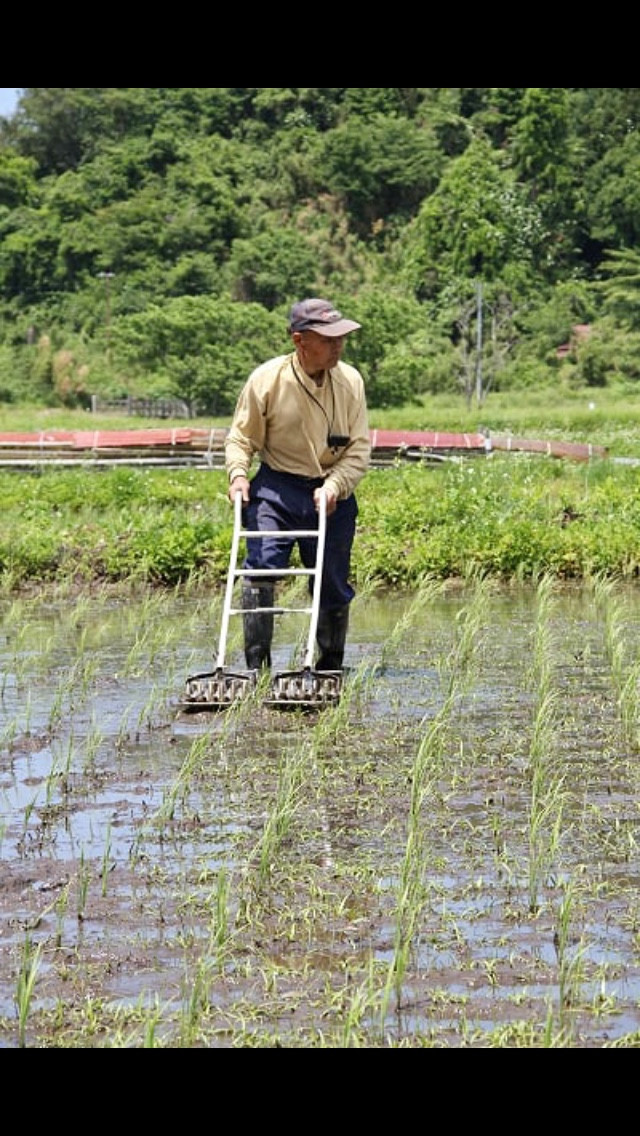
[295,329,345,375]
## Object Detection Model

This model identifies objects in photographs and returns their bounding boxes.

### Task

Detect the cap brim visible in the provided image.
[306,318,361,337]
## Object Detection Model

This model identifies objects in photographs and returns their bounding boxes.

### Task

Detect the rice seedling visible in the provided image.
[101,823,113,897]
[379,699,454,1030]
[618,661,640,750]
[76,850,91,921]
[588,575,640,750]
[21,792,39,839]
[0,713,19,749]
[525,575,568,915]
[596,575,630,695]
[179,956,216,1047]
[378,574,444,668]
[206,867,234,974]
[46,674,71,731]
[14,933,43,1048]
[54,884,70,948]
[443,572,494,694]
[138,731,212,830]
[245,742,311,891]
[135,681,166,731]
[553,879,589,1029]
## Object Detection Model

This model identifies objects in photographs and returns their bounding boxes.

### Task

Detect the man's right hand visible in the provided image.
[228,475,250,505]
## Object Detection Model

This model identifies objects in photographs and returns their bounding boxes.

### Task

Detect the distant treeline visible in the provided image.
[2,88,640,413]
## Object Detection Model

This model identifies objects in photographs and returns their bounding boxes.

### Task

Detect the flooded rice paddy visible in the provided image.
[1,573,640,1047]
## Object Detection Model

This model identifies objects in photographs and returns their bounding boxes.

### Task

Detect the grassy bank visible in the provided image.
[2,455,639,591]
[2,389,640,591]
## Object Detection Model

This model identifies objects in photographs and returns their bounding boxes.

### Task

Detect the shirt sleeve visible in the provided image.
[323,369,371,500]
[224,374,267,482]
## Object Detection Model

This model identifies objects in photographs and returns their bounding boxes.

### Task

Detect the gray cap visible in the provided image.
[289,297,361,337]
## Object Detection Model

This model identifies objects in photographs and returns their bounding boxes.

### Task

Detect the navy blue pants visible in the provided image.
[244,464,357,609]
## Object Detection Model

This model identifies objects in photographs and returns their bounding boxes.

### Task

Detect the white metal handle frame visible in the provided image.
[304,488,326,669]
[215,488,328,672]
[215,490,246,671]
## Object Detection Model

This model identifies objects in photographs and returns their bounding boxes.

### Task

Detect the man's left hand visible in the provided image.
[314,487,337,516]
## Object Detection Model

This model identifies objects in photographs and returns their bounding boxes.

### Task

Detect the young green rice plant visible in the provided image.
[379,699,453,1029]
[436,572,494,702]
[344,657,380,708]
[142,1002,164,1048]
[76,850,91,922]
[101,822,113,897]
[21,791,39,838]
[179,955,216,1047]
[553,877,586,1027]
[334,957,381,1048]
[378,573,445,669]
[54,883,70,948]
[618,658,640,751]
[14,933,43,1048]
[527,770,566,916]
[591,575,640,747]
[526,683,566,914]
[525,574,569,914]
[68,653,100,700]
[597,577,630,697]
[47,730,79,800]
[135,681,167,731]
[68,592,94,627]
[47,672,70,730]
[132,722,243,859]
[245,742,311,892]
[529,572,557,700]
[80,717,105,773]
[144,732,212,829]
[115,703,137,751]
[4,618,40,689]
[309,657,377,747]
[123,625,155,676]
[207,866,234,974]
[145,620,179,670]
[0,712,19,749]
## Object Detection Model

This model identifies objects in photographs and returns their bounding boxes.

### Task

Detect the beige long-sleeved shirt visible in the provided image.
[225,352,371,501]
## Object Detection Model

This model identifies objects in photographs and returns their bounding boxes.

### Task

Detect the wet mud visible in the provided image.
[1,579,640,1047]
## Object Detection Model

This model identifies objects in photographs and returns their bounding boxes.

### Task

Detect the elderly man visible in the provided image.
[225,297,371,672]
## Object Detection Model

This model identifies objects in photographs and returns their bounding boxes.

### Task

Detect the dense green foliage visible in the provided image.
[3,453,640,592]
[3,88,640,414]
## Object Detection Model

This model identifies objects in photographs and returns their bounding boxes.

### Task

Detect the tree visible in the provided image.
[509,87,579,274]
[583,132,640,251]
[224,226,320,307]
[111,296,284,414]
[0,149,38,209]
[319,113,443,237]
[400,135,545,298]
[592,247,640,328]
[340,289,428,407]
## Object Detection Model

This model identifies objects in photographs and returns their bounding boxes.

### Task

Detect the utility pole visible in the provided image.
[97,271,115,363]
[475,280,483,407]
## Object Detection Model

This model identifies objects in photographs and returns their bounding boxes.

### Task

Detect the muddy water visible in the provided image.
[1,579,640,1047]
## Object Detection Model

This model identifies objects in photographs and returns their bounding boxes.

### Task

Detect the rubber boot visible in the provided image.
[242,583,274,670]
[315,605,349,671]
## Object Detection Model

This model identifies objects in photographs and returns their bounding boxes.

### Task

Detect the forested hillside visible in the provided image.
[1,88,640,415]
